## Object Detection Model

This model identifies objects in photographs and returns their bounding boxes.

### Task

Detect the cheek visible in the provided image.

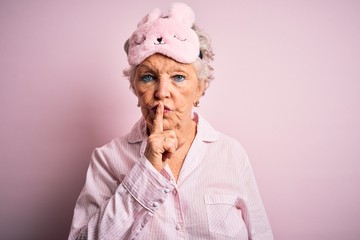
[178,85,200,102]
[134,84,150,100]
[137,90,152,104]
[173,91,196,110]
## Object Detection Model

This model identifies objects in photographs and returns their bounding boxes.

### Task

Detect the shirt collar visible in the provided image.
[125,117,147,143]
[126,112,218,144]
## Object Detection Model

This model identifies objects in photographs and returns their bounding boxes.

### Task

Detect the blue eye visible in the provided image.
[173,75,185,82]
[141,74,154,82]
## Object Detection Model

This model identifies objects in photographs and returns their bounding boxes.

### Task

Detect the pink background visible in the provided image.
[1,0,359,239]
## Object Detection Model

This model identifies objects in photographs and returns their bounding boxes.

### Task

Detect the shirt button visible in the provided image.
[172,189,178,195]
[164,188,171,194]
[152,202,159,208]
[175,224,182,230]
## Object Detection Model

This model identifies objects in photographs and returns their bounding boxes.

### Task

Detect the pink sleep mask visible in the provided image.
[126,2,200,66]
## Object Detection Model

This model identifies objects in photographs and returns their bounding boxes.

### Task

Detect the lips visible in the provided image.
[151,104,171,114]
[163,107,170,114]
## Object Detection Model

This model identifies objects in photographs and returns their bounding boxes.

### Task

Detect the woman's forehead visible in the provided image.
[137,54,194,72]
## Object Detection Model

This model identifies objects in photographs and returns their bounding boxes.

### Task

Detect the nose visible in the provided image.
[156,37,162,43]
[155,76,170,100]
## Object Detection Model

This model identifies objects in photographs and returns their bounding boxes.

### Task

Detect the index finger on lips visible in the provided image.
[152,102,164,133]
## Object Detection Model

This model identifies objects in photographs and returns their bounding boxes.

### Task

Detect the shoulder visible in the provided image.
[197,113,249,161]
[90,137,130,170]
[198,113,246,151]
[199,121,250,175]
[91,118,146,163]
[215,131,249,160]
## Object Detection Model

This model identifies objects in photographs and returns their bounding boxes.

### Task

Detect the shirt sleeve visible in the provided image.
[238,156,274,240]
[68,148,175,240]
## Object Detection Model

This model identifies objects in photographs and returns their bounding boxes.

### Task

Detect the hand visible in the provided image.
[144,102,179,171]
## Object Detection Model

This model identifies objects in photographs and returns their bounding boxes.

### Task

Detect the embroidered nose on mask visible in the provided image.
[157,37,163,43]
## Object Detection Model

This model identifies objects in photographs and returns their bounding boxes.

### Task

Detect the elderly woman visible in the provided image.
[69,2,273,240]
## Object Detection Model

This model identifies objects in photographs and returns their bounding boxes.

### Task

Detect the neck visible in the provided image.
[175,118,197,144]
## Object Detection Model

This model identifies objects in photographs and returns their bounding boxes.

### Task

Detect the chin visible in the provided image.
[162,118,178,130]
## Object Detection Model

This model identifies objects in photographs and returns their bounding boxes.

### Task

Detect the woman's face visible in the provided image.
[132,53,205,132]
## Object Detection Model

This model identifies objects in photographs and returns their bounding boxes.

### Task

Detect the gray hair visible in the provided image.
[123,24,215,93]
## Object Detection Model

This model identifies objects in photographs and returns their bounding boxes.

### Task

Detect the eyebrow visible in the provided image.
[136,65,154,72]
[136,63,190,74]
[171,66,188,72]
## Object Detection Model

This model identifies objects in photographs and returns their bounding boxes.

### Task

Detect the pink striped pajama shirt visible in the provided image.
[68,113,273,239]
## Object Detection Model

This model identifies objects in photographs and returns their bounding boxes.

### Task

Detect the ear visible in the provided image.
[129,72,139,97]
[168,2,195,27]
[123,39,130,54]
[196,80,206,100]
[129,81,137,96]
